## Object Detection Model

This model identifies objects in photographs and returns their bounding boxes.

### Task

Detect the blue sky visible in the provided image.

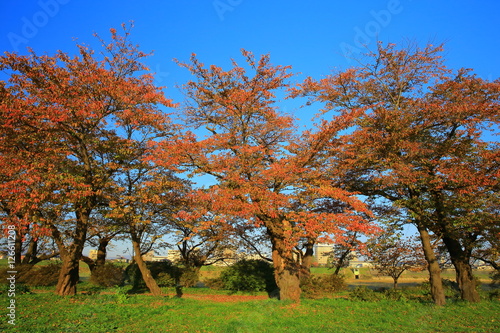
[2,1,499,94]
[1,0,499,258]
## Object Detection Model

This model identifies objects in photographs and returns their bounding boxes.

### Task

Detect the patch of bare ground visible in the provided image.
[180,293,270,302]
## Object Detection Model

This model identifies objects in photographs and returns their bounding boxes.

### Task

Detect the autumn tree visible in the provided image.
[166,210,241,273]
[80,211,125,274]
[0,79,60,266]
[104,111,186,296]
[154,50,377,301]
[294,42,500,303]
[472,228,500,274]
[327,231,360,275]
[367,229,426,289]
[0,24,175,295]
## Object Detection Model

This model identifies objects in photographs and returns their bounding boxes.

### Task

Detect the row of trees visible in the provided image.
[1,26,499,303]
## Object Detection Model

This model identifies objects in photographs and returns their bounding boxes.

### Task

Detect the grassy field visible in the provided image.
[1,260,498,332]
[1,288,499,332]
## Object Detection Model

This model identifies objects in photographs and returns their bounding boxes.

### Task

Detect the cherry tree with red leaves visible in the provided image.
[153,50,377,301]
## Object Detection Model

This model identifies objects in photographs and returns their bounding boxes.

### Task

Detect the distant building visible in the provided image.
[167,249,182,262]
[348,251,373,268]
[140,250,169,262]
[109,257,130,263]
[88,249,98,260]
[314,243,334,265]
[142,251,155,262]
[313,244,373,268]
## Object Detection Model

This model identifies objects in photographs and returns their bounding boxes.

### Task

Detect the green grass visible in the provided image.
[0,292,498,332]
[2,259,497,332]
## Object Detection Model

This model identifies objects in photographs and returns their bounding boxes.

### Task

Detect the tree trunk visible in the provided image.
[417,225,446,306]
[95,237,110,268]
[53,207,89,296]
[333,248,351,275]
[81,256,96,272]
[299,241,314,281]
[131,235,162,296]
[56,254,80,296]
[442,235,480,302]
[82,237,111,275]
[21,237,37,265]
[271,237,301,302]
[14,227,23,264]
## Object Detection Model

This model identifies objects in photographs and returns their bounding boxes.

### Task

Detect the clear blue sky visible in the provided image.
[2,0,499,94]
[1,0,499,258]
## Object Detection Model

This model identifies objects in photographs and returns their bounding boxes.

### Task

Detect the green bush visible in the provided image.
[179,266,200,287]
[300,274,347,299]
[349,286,382,301]
[90,263,125,287]
[1,282,31,295]
[219,259,277,293]
[204,276,225,290]
[156,272,176,287]
[383,288,408,301]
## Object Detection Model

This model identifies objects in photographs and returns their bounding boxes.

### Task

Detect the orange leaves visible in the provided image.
[153,50,380,253]
[295,41,500,244]
[0,25,180,254]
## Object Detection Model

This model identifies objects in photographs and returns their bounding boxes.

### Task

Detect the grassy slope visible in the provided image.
[0,292,498,332]
[1,259,498,332]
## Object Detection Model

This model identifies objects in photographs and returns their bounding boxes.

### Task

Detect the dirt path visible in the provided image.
[177,293,270,302]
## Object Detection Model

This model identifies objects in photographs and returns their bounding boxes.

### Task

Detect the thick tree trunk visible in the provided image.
[442,235,480,302]
[417,225,446,306]
[56,254,80,296]
[299,241,314,281]
[131,235,162,296]
[271,238,301,302]
[53,207,89,296]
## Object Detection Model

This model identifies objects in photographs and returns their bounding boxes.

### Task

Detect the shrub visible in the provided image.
[124,261,184,289]
[349,286,382,301]
[488,289,500,301]
[441,278,459,291]
[179,266,199,287]
[0,264,33,285]
[124,263,144,289]
[90,263,125,287]
[219,259,277,293]
[156,272,176,287]
[0,263,62,287]
[28,263,61,286]
[204,277,225,290]
[300,274,347,299]
[383,288,408,301]
[490,269,500,286]
[1,283,31,295]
